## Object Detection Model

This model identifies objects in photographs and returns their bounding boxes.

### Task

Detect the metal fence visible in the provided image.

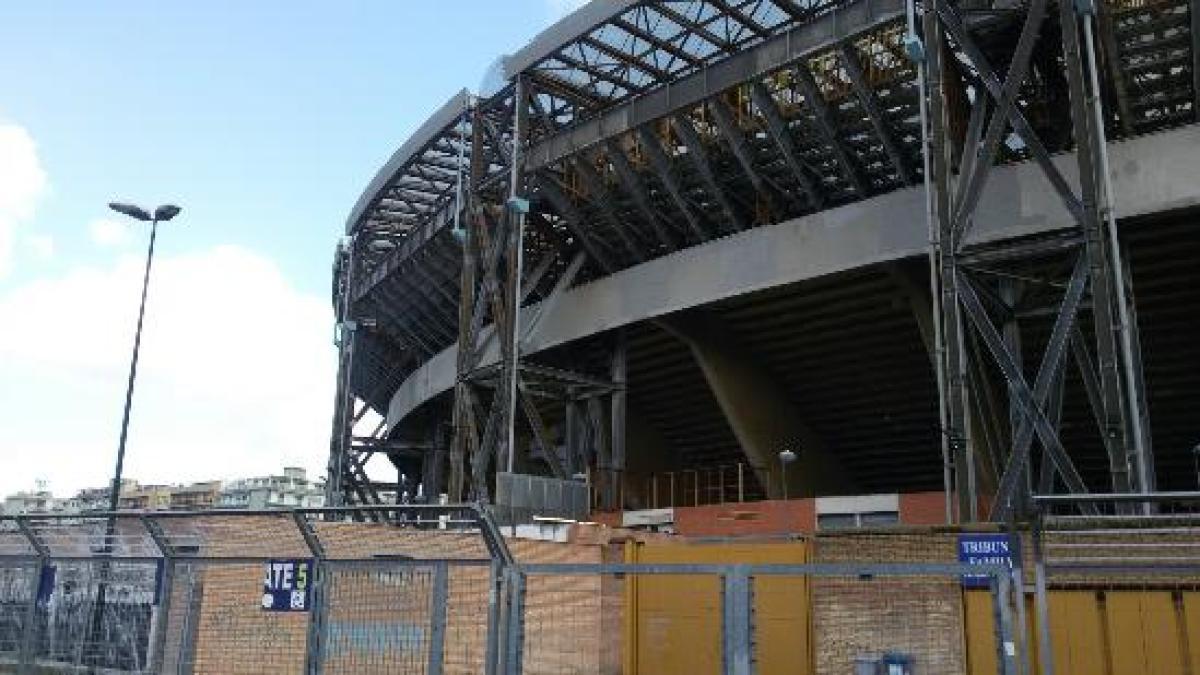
[0,505,509,675]
[505,561,1018,675]
[1029,492,1200,675]
[0,504,1030,674]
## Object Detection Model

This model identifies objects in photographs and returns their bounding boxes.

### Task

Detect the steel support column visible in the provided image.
[609,332,627,510]
[921,0,1153,521]
[325,240,358,507]
[924,3,975,521]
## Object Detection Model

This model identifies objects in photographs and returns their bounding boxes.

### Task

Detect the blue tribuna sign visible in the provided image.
[262,559,313,611]
[957,534,1018,588]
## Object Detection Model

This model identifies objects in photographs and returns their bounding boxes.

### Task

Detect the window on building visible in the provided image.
[816,513,859,530]
[859,510,900,526]
[817,510,899,530]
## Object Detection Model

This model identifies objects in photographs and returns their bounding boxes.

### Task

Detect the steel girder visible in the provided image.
[437,82,628,509]
[921,0,1155,522]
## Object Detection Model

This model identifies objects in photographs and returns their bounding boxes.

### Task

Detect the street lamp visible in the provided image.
[778,447,798,500]
[104,202,181,514]
[85,202,180,666]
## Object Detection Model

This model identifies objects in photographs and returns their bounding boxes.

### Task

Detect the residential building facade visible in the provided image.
[219,467,325,510]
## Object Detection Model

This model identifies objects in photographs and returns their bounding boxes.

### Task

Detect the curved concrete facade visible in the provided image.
[386,124,1200,431]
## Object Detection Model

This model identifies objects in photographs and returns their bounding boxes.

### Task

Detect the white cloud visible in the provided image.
[0,245,337,497]
[24,233,54,260]
[88,218,131,248]
[0,122,49,277]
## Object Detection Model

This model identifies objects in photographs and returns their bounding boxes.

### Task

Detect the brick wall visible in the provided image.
[672,499,816,536]
[171,526,611,675]
[811,531,966,675]
[899,491,950,525]
[187,564,310,675]
[604,491,960,538]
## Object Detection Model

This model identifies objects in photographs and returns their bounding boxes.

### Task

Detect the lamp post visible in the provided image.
[84,203,179,666]
[105,202,181,513]
[778,448,798,500]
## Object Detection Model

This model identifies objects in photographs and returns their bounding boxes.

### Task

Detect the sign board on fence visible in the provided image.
[957,534,1018,588]
[262,559,313,611]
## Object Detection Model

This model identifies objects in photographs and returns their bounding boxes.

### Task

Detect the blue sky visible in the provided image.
[0,0,586,497]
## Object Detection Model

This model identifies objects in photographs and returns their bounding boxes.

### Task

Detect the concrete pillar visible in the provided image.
[661,312,856,499]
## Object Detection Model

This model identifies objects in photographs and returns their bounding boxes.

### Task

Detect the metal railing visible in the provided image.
[640,462,767,509]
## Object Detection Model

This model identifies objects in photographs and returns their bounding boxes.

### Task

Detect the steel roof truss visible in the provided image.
[572,156,646,262]
[580,34,672,82]
[709,0,772,39]
[707,97,791,215]
[838,42,913,185]
[670,113,747,233]
[635,126,712,243]
[609,15,704,70]
[748,81,824,207]
[792,62,867,195]
[551,50,643,98]
[536,174,617,274]
[654,3,738,56]
[603,139,680,251]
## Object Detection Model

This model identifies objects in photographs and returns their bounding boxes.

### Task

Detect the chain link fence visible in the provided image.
[0,505,506,675]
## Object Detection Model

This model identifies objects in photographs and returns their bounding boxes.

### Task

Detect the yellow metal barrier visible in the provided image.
[966,589,1200,675]
[623,540,810,675]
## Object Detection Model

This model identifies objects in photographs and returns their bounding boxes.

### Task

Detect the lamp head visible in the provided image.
[779,448,798,465]
[153,204,182,222]
[108,202,152,222]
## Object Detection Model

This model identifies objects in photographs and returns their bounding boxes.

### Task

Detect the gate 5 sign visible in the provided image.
[957,534,1018,588]
[262,559,313,611]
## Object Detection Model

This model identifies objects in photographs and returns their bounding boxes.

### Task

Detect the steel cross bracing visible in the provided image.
[919,0,1168,523]
[440,81,628,507]
[330,0,1197,513]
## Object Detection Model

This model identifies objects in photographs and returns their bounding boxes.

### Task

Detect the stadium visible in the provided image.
[3,2,1200,673]
[328,0,1200,524]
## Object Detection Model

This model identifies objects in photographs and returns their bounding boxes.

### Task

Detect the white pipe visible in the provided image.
[506,79,526,475]
[452,97,469,236]
[1082,14,1151,495]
